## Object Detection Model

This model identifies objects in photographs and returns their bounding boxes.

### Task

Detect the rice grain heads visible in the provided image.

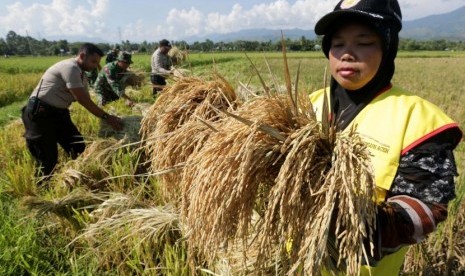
[181,95,303,263]
[140,72,378,275]
[140,75,238,203]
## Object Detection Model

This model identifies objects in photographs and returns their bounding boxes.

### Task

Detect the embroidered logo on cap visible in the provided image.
[340,0,361,9]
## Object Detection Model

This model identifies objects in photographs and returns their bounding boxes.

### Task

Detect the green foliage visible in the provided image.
[4,29,465,57]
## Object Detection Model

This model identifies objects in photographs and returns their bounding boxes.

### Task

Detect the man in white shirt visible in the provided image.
[151,39,173,96]
[21,43,123,183]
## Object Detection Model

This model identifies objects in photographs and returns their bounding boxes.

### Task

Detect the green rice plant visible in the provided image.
[0,120,38,196]
[0,56,62,74]
[0,72,41,107]
[0,193,74,275]
[0,100,27,127]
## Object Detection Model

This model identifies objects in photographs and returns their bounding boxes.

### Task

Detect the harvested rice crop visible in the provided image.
[22,188,108,229]
[149,120,216,203]
[168,46,188,66]
[73,204,181,274]
[140,75,238,202]
[99,115,142,143]
[140,74,237,139]
[122,70,145,88]
[181,95,299,262]
[50,138,132,191]
[181,90,377,275]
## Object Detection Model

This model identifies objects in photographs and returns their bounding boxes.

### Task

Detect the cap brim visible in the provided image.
[315,10,384,35]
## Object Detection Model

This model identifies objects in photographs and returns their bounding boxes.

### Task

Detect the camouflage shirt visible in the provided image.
[94,61,127,105]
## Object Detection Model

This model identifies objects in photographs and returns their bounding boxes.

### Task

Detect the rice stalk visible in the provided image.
[168,46,188,66]
[258,127,377,275]
[88,193,152,221]
[140,74,236,140]
[121,70,145,88]
[181,95,299,263]
[140,74,238,202]
[149,120,216,204]
[73,205,181,273]
[98,115,142,143]
[50,138,131,191]
[21,188,107,229]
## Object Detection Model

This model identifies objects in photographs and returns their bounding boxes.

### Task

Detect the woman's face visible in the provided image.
[329,23,383,91]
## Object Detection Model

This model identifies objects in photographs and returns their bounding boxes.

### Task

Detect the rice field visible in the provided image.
[0,51,464,275]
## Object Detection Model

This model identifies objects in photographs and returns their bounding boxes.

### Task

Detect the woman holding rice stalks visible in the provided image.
[309,0,462,275]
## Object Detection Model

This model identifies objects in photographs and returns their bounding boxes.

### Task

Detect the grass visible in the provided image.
[0,192,75,275]
[0,100,27,127]
[0,51,464,274]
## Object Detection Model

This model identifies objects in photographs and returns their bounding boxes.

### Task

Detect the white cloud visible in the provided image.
[167,7,204,36]
[159,0,334,40]
[0,0,109,38]
[1,0,464,42]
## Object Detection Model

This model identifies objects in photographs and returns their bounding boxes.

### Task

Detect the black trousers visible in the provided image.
[21,101,85,178]
[151,74,166,95]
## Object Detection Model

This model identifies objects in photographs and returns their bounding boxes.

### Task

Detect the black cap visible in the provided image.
[159,39,172,48]
[315,0,402,35]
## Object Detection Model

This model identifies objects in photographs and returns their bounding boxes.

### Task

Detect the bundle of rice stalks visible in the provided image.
[149,120,216,204]
[22,188,107,229]
[140,75,238,200]
[172,67,192,78]
[246,116,376,276]
[168,46,188,65]
[121,70,145,88]
[99,115,142,143]
[182,94,376,275]
[51,138,134,191]
[181,95,301,263]
[140,74,237,139]
[73,205,182,274]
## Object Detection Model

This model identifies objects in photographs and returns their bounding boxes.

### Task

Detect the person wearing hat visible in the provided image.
[94,51,136,106]
[151,39,173,96]
[21,43,123,182]
[309,0,462,274]
[106,45,121,64]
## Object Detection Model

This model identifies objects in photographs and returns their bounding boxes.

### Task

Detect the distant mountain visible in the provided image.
[183,5,465,43]
[183,28,315,43]
[401,6,465,40]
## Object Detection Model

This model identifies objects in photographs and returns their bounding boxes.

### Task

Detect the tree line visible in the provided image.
[1,30,465,56]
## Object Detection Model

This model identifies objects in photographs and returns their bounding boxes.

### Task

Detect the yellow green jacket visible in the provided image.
[309,84,461,275]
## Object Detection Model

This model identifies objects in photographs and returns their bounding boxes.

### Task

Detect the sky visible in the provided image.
[1,0,464,43]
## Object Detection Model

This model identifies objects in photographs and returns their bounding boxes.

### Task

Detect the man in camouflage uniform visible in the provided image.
[84,63,101,86]
[94,51,135,106]
[106,46,120,64]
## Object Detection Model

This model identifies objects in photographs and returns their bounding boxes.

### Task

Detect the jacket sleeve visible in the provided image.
[369,134,458,260]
